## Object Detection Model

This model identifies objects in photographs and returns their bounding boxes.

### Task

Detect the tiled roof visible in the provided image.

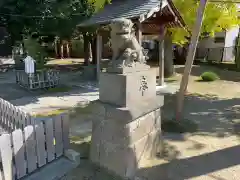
[78,0,168,26]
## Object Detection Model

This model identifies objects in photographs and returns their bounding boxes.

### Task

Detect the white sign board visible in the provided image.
[23,56,35,74]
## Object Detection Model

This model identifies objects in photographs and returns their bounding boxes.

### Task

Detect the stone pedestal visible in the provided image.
[90,68,164,179]
[99,68,156,107]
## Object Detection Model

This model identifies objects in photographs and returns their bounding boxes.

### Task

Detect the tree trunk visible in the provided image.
[66,41,70,58]
[60,43,64,59]
[89,42,92,63]
[174,46,188,65]
[91,36,97,65]
[83,34,91,65]
[164,35,174,78]
[235,34,240,69]
[176,0,208,120]
[54,39,58,58]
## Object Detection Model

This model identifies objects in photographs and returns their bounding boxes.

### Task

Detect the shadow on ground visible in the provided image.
[138,145,240,180]
[137,93,240,179]
[162,93,240,139]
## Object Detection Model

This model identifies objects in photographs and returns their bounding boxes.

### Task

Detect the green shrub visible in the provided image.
[200,71,219,82]
[23,36,48,68]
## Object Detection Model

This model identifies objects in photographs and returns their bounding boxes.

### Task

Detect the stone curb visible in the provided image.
[64,149,81,165]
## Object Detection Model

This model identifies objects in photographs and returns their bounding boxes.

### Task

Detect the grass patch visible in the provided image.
[34,108,69,118]
[67,101,99,118]
[46,85,72,93]
[47,58,83,65]
[200,71,219,82]
[34,101,93,118]
[162,118,198,133]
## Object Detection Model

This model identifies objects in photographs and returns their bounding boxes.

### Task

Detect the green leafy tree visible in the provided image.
[38,0,93,37]
[37,0,94,58]
[171,0,240,45]
[0,0,94,59]
[23,36,48,68]
[0,0,52,44]
[88,0,111,12]
[82,0,111,65]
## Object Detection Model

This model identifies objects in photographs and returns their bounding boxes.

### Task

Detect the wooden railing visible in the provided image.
[0,114,69,180]
[0,97,77,180]
[0,98,34,133]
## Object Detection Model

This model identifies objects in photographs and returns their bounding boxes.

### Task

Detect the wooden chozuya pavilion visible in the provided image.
[78,0,186,85]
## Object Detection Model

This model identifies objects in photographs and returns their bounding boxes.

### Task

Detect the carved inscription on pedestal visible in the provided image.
[139,76,148,96]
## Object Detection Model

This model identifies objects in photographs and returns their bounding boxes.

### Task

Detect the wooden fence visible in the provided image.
[0,114,69,180]
[0,98,34,133]
[0,98,71,180]
[15,70,60,90]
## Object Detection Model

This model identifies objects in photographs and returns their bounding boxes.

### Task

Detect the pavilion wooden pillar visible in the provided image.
[136,20,142,46]
[136,20,144,63]
[96,33,102,81]
[158,25,165,86]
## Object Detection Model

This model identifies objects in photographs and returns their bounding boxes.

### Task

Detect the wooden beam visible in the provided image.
[142,32,159,35]
[158,25,166,86]
[136,20,142,46]
[144,15,176,25]
[136,20,144,62]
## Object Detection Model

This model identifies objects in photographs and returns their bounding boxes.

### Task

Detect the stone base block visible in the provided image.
[91,129,161,179]
[90,99,163,179]
[99,69,156,107]
[91,108,161,147]
[90,95,164,124]
[64,149,81,165]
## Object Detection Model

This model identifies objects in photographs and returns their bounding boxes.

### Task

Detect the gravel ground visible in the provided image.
[61,65,240,180]
[0,65,239,180]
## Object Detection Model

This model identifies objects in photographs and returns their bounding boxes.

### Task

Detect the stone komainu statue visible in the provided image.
[108,18,148,72]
